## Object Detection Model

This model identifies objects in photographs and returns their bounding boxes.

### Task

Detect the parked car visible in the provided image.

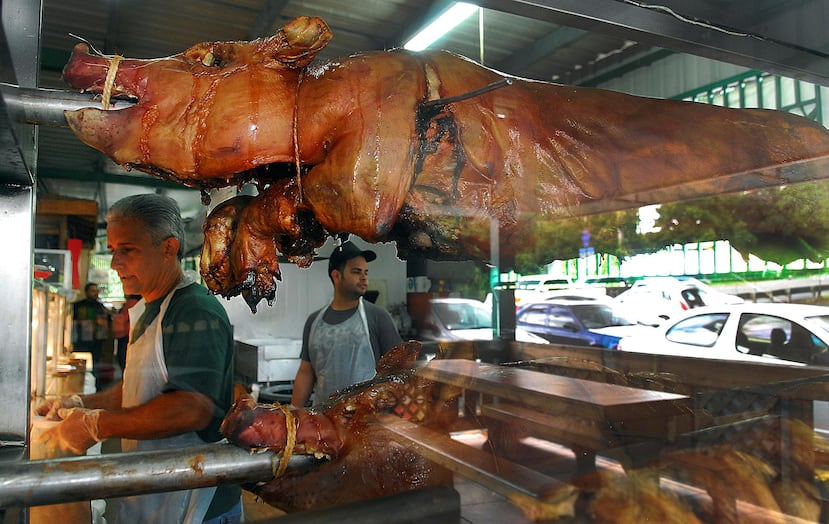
[579,276,633,297]
[514,273,574,309]
[614,276,743,325]
[418,297,548,344]
[616,303,829,366]
[516,298,656,349]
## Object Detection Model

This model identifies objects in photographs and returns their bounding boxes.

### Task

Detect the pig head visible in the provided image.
[62,16,829,311]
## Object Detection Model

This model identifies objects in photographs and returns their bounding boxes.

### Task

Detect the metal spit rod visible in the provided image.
[0,442,320,508]
[0,83,134,128]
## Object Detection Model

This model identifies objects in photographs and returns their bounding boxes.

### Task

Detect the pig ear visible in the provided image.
[268,16,333,68]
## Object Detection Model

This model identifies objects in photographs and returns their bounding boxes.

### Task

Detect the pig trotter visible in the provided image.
[201,178,328,311]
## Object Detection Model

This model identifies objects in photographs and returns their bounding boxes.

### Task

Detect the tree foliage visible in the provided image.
[514,208,640,274]
[511,179,829,273]
[649,180,829,264]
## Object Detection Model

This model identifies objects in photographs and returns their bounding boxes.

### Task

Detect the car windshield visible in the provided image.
[665,313,729,347]
[806,315,829,335]
[434,302,492,330]
[569,304,637,329]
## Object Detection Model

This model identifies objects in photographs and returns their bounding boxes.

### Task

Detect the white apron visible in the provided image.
[117,276,216,524]
[308,298,375,405]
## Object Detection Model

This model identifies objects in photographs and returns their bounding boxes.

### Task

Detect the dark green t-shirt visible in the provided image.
[132,281,240,518]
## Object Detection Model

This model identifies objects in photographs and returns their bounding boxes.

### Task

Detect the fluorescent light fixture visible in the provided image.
[404,2,480,51]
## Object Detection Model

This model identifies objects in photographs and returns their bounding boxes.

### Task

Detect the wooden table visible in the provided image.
[419,359,691,421]
[417,359,694,472]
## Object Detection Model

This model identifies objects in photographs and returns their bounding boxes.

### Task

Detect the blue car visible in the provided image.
[515,297,654,349]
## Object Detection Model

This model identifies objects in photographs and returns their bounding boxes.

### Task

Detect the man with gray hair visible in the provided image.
[35,193,241,523]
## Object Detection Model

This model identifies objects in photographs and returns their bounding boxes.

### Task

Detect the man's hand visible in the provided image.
[34,408,102,457]
[34,394,84,420]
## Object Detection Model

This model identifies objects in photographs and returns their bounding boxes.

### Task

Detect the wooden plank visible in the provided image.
[36,197,97,217]
[509,343,829,392]
[481,402,615,451]
[375,415,578,515]
[419,359,691,421]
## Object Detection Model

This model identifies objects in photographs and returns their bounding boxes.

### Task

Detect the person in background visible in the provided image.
[291,240,403,408]
[35,193,241,524]
[112,294,141,373]
[72,282,111,391]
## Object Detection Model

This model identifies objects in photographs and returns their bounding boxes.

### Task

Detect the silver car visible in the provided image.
[417,297,548,344]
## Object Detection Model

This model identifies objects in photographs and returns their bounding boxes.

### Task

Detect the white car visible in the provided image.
[514,274,574,309]
[617,302,829,366]
[418,297,548,344]
[614,276,744,326]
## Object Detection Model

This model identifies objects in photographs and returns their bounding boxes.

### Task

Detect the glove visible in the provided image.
[34,408,102,457]
[34,394,84,420]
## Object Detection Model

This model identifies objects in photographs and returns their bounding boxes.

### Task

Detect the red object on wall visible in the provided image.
[67,238,82,289]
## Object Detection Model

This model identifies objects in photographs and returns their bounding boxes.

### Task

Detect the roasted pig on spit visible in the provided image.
[220,342,459,513]
[60,16,829,311]
[221,341,580,519]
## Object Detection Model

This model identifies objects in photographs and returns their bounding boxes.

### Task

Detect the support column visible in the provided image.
[490,219,516,342]
[406,256,431,340]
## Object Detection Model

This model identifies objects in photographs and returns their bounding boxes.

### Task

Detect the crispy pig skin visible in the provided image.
[220,341,457,512]
[62,16,829,310]
[221,397,344,458]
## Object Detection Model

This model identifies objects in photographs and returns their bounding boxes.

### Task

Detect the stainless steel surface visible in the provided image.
[272,485,460,524]
[0,442,321,508]
[0,0,40,465]
[0,186,35,447]
[0,83,134,128]
[235,339,302,383]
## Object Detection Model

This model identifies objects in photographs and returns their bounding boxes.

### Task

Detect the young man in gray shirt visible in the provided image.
[291,241,402,407]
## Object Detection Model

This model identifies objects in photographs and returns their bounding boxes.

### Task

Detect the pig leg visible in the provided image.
[220,396,345,458]
[200,178,327,311]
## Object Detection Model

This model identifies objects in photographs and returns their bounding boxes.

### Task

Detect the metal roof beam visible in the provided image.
[247,0,289,40]
[495,25,586,76]
[37,167,200,191]
[476,0,829,86]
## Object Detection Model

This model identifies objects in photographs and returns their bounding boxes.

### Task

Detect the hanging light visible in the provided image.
[404,2,480,52]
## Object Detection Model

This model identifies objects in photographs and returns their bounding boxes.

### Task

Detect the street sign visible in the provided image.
[581,229,591,247]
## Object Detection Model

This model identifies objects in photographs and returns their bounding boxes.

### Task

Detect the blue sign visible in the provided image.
[581,229,590,247]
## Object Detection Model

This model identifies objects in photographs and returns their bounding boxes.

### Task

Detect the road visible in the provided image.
[716,275,829,304]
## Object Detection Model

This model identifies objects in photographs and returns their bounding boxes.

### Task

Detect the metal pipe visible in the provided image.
[0,83,135,128]
[0,442,321,508]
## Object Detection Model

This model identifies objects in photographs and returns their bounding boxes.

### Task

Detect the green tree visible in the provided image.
[647,180,829,265]
[513,209,641,273]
